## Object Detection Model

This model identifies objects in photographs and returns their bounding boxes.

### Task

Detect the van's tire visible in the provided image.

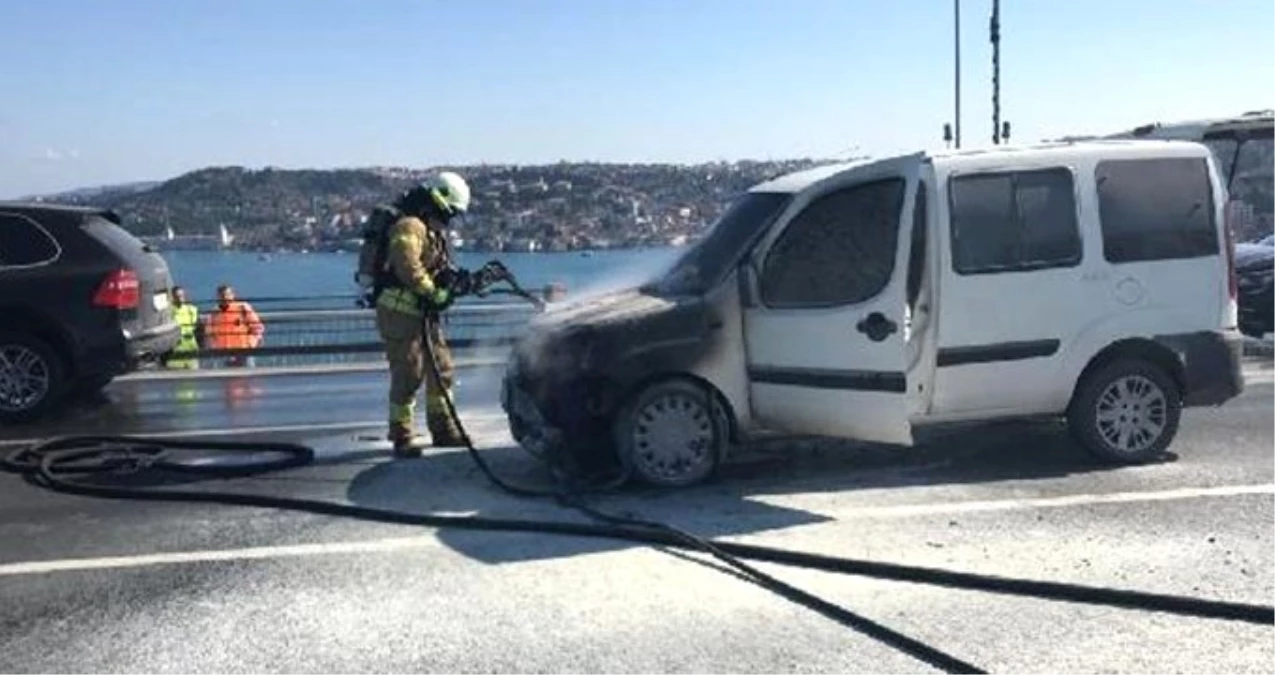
[1067,358,1182,464]
[0,331,66,424]
[612,378,728,488]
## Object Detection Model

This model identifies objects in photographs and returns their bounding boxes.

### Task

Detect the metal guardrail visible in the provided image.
[158,300,539,370]
[185,288,565,313]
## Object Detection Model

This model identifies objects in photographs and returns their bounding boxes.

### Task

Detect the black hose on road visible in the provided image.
[6,432,987,674]
[5,433,1274,675]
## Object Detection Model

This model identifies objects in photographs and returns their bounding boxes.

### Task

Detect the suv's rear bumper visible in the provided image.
[125,321,181,364]
[79,321,181,377]
[1158,329,1245,407]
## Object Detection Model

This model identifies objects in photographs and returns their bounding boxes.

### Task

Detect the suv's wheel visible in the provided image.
[1068,358,1182,464]
[612,378,729,488]
[0,332,66,424]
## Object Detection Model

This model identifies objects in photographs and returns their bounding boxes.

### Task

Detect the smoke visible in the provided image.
[452,335,517,420]
[550,248,680,313]
[452,248,682,419]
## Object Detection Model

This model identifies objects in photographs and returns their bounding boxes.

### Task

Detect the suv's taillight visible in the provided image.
[1224,203,1238,300]
[93,268,140,309]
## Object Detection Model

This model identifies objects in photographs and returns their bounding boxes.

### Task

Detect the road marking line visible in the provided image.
[1244,369,1274,383]
[831,483,1275,519]
[0,537,443,577]
[0,483,1270,577]
[0,412,510,447]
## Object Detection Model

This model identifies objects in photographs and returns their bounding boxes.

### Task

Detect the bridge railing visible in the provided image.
[158,298,543,371]
[152,294,1275,374]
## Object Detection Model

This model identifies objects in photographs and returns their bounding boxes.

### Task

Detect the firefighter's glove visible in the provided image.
[425,286,450,310]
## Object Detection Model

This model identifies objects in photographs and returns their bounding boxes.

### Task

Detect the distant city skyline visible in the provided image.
[1,0,1272,198]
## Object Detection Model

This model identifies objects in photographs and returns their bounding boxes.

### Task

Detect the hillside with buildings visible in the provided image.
[47,160,831,253]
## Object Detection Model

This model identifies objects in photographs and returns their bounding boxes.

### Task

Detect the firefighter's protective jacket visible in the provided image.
[376,215,450,317]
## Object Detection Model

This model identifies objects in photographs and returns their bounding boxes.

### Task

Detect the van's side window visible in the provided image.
[0,214,60,268]
[761,178,905,308]
[1095,157,1219,263]
[949,167,1080,275]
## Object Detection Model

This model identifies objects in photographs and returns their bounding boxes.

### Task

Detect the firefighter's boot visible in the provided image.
[425,389,465,448]
[424,409,463,449]
[427,413,466,447]
[388,427,427,458]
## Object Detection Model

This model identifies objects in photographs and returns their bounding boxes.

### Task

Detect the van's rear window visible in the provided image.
[1095,157,1219,263]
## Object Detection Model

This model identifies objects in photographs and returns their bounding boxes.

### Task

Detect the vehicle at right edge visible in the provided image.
[502,140,1246,488]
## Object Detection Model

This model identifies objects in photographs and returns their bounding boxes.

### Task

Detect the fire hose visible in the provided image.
[4,263,1272,674]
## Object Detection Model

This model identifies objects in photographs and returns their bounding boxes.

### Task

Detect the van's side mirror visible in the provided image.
[738,262,760,308]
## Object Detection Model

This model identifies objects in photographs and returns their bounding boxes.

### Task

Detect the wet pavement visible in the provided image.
[0,366,1271,673]
[0,365,509,444]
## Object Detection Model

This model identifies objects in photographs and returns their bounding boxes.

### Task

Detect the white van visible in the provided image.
[501,140,1246,487]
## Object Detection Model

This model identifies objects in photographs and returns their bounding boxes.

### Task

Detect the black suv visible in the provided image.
[0,203,180,422]
[1236,240,1274,339]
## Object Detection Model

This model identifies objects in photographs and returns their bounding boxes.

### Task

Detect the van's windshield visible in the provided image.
[643,191,792,297]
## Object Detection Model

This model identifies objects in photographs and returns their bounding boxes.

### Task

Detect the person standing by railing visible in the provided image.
[204,284,265,367]
[162,286,201,369]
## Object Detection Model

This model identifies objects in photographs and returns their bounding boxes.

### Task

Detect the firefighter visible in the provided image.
[375,171,471,456]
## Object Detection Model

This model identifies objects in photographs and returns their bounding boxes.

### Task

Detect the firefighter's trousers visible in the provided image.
[375,305,459,441]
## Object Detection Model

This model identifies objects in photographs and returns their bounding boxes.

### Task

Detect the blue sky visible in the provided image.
[1,0,1271,197]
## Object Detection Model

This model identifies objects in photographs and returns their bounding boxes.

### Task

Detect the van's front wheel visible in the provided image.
[612,378,728,488]
[1068,359,1182,464]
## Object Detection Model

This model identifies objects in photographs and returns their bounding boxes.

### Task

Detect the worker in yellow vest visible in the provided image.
[165,286,201,369]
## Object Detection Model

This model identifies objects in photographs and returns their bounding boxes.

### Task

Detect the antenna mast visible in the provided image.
[990,0,1009,144]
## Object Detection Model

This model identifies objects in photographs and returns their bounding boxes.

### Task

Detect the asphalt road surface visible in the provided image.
[1,363,1272,673]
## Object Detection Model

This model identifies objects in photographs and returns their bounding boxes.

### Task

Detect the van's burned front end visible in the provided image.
[501,191,792,482]
[500,289,719,477]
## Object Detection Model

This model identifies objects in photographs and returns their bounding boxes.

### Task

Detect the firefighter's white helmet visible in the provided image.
[425,171,471,216]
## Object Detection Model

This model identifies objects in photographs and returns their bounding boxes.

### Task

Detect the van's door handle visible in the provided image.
[857,312,897,342]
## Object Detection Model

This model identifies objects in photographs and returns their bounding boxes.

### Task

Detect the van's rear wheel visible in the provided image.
[1068,359,1181,464]
[0,332,65,424]
[613,378,727,488]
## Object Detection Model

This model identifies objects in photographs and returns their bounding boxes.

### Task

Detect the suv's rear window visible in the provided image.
[83,215,148,254]
[1095,157,1219,263]
[0,212,60,267]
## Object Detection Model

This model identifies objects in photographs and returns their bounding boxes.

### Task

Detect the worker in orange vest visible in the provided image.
[204,284,265,367]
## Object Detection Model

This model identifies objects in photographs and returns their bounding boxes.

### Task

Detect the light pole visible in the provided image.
[953,0,962,149]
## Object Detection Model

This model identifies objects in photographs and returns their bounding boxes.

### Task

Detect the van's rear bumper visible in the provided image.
[1157,329,1245,407]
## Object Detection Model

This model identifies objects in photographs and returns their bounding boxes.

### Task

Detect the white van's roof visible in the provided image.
[751,140,1214,194]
